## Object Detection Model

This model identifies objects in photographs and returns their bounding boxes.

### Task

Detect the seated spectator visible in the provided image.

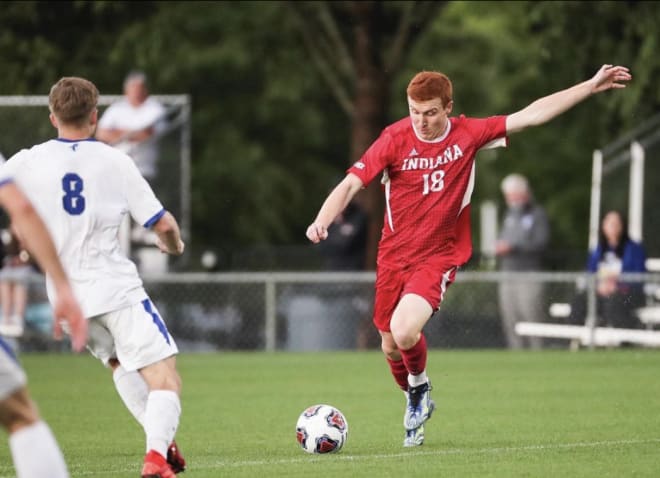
[586,210,647,328]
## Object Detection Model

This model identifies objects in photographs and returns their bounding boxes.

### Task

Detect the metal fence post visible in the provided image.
[584,273,598,349]
[264,277,277,351]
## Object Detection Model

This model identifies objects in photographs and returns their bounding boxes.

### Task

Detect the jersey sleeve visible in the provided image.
[0,165,12,186]
[462,115,508,151]
[346,130,396,186]
[0,149,28,183]
[120,156,165,227]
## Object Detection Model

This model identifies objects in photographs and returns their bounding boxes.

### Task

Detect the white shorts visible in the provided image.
[0,338,27,400]
[87,299,178,372]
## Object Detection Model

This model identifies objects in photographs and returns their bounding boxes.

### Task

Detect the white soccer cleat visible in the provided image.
[403,424,425,447]
[403,382,435,430]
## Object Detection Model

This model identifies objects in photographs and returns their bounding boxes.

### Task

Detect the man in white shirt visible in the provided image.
[96,71,167,181]
[2,76,185,477]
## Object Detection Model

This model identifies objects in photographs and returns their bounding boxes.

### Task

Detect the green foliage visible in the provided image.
[105,2,348,251]
[0,1,658,266]
[403,1,660,264]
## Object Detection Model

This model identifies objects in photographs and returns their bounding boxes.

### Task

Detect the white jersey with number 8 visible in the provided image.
[0,138,164,319]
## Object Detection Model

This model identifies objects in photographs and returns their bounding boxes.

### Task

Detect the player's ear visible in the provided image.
[444,100,453,115]
[49,113,58,129]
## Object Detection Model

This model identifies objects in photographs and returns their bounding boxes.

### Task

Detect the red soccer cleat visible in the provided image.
[167,441,186,474]
[141,450,176,478]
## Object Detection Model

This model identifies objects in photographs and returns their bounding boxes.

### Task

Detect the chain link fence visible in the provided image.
[14,270,660,353]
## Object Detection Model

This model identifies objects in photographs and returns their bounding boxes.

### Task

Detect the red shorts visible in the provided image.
[372,261,457,332]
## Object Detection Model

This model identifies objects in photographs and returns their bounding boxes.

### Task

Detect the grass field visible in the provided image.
[2,349,660,477]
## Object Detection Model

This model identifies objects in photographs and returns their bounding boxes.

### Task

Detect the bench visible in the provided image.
[516,258,660,348]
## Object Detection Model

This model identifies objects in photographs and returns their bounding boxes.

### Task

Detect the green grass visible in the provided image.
[2,350,660,477]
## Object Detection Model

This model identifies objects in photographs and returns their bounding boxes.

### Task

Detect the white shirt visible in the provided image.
[98,97,166,179]
[0,138,164,318]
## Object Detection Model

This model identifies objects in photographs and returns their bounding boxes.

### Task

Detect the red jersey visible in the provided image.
[347,115,507,269]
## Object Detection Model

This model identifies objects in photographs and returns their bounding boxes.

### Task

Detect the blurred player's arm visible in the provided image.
[306,173,364,243]
[506,64,631,134]
[152,211,185,255]
[0,182,87,351]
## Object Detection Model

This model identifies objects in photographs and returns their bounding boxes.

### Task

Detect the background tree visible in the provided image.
[0,1,658,269]
[288,1,445,269]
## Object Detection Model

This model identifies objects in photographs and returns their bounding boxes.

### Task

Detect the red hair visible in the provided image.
[406,71,453,106]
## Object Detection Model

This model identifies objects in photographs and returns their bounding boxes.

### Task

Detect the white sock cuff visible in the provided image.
[407,371,428,388]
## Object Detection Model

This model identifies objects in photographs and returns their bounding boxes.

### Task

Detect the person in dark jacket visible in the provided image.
[496,173,550,349]
[587,210,646,328]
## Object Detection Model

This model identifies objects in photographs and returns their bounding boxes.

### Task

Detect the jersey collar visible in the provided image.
[411,118,452,143]
[55,137,98,143]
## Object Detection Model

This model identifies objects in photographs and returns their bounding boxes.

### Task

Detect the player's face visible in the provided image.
[408,97,452,141]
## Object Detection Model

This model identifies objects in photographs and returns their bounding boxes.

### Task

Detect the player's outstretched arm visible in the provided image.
[506,64,631,134]
[153,211,185,255]
[306,173,364,243]
[0,182,87,351]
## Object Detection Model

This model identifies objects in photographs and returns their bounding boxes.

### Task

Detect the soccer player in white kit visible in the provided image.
[307,64,632,447]
[0,178,87,478]
[0,76,185,478]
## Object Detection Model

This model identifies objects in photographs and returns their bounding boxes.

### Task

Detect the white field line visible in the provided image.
[204,437,660,468]
[1,437,658,477]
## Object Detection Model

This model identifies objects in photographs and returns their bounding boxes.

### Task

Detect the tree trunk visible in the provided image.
[349,1,389,270]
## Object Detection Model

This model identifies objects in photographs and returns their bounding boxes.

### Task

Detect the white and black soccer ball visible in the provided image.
[296,404,349,454]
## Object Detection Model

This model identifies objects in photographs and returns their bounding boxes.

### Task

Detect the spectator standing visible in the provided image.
[317,200,368,270]
[316,199,377,349]
[96,71,169,271]
[495,173,550,349]
[95,71,167,181]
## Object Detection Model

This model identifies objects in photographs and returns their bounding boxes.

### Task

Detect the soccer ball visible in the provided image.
[296,404,349,454]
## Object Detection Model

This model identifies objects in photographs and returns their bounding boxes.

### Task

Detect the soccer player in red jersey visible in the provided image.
[306,64,631,446]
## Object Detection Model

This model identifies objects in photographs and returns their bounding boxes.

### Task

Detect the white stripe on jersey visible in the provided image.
[381,168,394,232]
[459,136,507,215]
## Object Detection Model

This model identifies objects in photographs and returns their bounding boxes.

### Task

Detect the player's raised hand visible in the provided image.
[306,222,328,243]
[590,64,631,93]
[52,286,87,352]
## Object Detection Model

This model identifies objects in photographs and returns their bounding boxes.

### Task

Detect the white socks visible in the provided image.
[113,366,149,428]
[408,371,428,388]
[113,366,181,457]
[144,390,181,457]
[10,421,69,478]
